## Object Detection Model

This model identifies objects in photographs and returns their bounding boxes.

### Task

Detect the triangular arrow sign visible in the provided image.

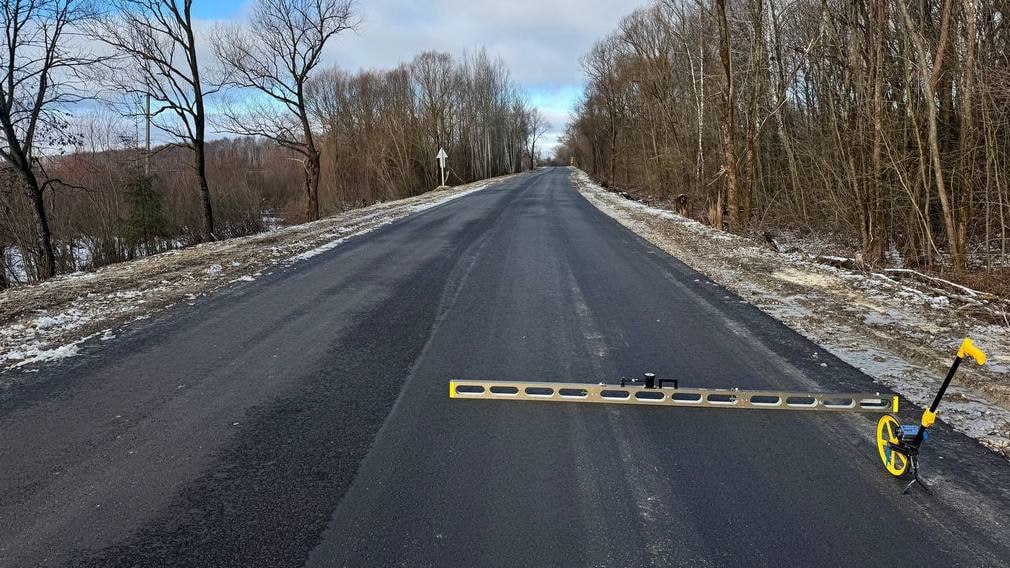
[436,148,448,186]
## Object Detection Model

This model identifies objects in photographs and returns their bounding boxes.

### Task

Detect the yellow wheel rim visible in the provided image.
[876,415,908,477]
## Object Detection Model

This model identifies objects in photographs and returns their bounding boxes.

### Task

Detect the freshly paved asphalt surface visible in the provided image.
[2,168,1009,567]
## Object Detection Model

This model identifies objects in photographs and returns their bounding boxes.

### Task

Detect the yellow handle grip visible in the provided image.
[957,338,987,365]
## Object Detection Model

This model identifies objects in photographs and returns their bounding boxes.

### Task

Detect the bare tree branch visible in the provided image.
[85,0,217,240]
[214,0,357,221]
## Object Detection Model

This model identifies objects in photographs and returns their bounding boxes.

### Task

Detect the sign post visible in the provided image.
[436,147,448,187]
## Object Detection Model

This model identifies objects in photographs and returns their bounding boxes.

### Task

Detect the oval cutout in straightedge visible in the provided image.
[525,386,555,397]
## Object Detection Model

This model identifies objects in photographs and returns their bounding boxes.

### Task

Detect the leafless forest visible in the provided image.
[0,0,547,286]
[560,0,1010,289]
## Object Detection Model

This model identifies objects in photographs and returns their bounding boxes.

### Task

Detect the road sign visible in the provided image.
[436,147,448,187]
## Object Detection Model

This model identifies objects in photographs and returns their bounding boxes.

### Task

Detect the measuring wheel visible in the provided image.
[876,415,908,477]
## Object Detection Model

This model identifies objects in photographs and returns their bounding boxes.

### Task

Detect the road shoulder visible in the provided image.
[572,167,1010,457]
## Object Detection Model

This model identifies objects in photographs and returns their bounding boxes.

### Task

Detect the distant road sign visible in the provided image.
[436,148,448,186]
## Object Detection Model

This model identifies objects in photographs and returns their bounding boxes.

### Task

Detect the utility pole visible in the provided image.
[145,92,151,176]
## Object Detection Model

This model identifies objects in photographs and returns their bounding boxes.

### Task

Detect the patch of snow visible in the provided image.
[771,268,840,289]
[284,212,405,263]
[24,310,91,334]
[4,246,28,284]
[411,183,488,213]
[288,238,347,262]
[862,310,900,327]
[35,315,66,329]
[928,295,951,308]
[611,195,736,242]
[261,213,285,232]
[8,343,82,368]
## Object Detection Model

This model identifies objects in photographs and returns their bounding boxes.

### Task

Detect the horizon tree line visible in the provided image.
[0,0,549,286]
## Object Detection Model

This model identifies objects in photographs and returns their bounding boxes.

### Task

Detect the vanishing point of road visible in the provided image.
[2,168,1009,566]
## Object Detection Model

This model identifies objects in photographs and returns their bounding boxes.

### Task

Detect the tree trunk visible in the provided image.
[194,141,216,241]
[955,0,977,270]
[740,0,764,231]
[30,190,56,279]
[188,11,215,243]
[899,0,961,270]
[609,117,618,184]
[716,0,739,231]
[16,169,57,279]
[865,0,887,264]
[1,135,57,279]
[769,0,805,223]
[305,149,322,221]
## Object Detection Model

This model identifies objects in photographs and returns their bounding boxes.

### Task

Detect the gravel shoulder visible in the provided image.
[0,176,513,375]
[573,167,1010,456]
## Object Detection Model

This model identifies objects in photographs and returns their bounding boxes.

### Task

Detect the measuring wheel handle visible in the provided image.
[957,337,987,366]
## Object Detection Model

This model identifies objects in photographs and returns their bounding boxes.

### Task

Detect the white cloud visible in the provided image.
[178,1,646,151]
[324,1,647,85]
[315,0,650,148]
[77,0,651,147]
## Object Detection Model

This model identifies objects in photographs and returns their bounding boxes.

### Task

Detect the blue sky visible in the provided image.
[191,0,649,151]
[190,1,246,19]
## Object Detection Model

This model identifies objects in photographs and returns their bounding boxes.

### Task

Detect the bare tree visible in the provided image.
[86,0,217,241]
[306,51,534,203]
[0,12,538,285]
[581,37,624,185]
[526,109,550,170]
[214,0,356,222]
[0,0,96,279]
[714,0,740,231]
[562,0,1010,278]
[897,1,961,270]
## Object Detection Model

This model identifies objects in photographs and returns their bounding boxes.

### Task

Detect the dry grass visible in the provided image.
[953,269,1010,300]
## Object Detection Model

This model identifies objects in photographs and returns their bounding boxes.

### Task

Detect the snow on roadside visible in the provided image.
[287,236,349,262]
[288,183,494,262]
[0,175,514,377]
[7,343,82,369]
[573,168,1010,456]
[411,182,492,213]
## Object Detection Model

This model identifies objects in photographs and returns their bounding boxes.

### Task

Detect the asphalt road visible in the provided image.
[2,168,1009,567]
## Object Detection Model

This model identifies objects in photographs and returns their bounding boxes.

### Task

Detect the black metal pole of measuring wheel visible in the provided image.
[911,355,963,448]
